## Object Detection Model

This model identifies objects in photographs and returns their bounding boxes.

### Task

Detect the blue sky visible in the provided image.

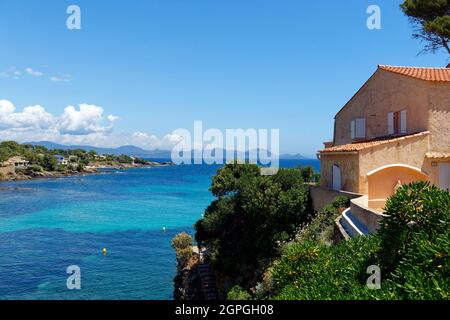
[0,0,448,157]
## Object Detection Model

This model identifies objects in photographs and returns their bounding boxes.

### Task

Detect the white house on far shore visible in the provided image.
[1,156,30,169]
[54,155,68,165]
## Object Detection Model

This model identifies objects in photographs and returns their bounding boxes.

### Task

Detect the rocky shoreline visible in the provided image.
[0,161,174,182]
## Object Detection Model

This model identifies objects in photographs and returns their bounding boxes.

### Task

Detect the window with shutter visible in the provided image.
[355,118,366,138]
[350,120,355,139]
[400,110,407,134]
[388,110,406,135]
[388,112,394,135]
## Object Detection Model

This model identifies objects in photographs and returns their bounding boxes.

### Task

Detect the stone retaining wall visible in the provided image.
[308,185,361,212]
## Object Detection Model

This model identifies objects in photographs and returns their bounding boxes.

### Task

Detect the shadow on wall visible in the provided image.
[367,164,428,209]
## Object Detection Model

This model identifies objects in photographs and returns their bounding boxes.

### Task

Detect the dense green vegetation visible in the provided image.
[194,164,449,300]
[194,163,312,294]
[0,141,146,174]
[267,182,450,300]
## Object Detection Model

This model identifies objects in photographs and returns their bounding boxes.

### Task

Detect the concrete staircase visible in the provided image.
[336,195,388,239]
[339,208,370,237]
[197,263,218,300]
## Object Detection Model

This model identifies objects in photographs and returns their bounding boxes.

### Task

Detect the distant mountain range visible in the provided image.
[24,141,309,160]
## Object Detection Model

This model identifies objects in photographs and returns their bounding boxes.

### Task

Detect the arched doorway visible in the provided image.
[332,164,342,191]
[367,164,428,209]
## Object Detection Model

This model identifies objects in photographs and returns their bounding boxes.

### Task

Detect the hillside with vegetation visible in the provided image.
[0,141,167,181]
[175,164,450,300]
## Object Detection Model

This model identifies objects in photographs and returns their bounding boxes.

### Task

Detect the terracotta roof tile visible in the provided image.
[426,152,450,159]
[319,131,429,153]
[378,65,450,82]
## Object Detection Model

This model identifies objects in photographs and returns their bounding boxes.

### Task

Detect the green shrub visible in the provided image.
[172,233,194,270]
[377,182,450,299]
[270,236,380,300]
[378,182,449,272]
[332,196,350,209]
[76,162,85,172]
[299,166,314,183]
[26,164,43,174]
[296,196,349,244]
[172,232,193,251]
[268,182,450,300]
[227,285,252,300]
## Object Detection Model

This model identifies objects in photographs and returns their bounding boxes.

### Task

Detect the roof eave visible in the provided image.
[318,151,359,156]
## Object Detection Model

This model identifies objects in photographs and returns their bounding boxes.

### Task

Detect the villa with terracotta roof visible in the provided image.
[317,64,450,212]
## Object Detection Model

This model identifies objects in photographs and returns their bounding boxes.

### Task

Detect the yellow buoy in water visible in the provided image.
[102,248,107,255]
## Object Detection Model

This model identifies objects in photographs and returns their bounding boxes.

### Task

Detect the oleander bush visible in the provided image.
[269,236,379,300]
[377,182,450,299]
[266,182,450,300]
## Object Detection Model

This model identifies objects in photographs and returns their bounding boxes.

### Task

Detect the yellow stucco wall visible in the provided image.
[367,166,428,201]
[357,133,431,194]
[334,70,430,146]
[320,67,450,198]
[428,82,450,152]
[319,153,359,192]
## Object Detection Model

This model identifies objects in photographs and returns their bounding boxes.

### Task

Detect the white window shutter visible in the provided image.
[350,120,355,139]
[388,112,394,135]
[355,118,366,138]
[400,110,407,134]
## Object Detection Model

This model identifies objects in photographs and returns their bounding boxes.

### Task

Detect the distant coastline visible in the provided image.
[0,161,174,182]
[0,141,173,182]
[25,141,311,160]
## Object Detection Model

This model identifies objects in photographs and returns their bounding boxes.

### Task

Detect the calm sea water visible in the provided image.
[0,159,319,300]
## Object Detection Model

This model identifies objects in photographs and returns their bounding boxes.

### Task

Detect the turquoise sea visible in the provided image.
[0,159,319,300]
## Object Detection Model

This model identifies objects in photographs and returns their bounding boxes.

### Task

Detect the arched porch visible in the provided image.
[367,164,428,209]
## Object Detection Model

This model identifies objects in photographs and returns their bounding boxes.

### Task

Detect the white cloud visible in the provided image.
[107,115,119,122]
[25,67,44,76]
[1,67,72,82]
[130,132,183,149]
[0,67,22,79]
[0,99,177,150]
[50,73,71,82]
[1,105,54,129]
[0,99,16,116]
[59,104,112,135]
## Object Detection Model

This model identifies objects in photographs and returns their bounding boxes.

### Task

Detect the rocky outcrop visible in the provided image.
[173,253,218,300]
[0,161,173,181]
[174,256,204,300]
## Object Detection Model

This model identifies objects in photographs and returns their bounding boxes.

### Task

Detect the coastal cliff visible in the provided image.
[172,233,218,300]
[173,252,219,300]
[173,254,203,300]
